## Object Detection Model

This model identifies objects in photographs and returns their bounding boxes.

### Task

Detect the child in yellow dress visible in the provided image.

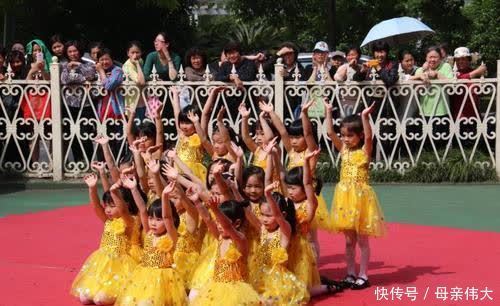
[191,198,261,306]
[71,174,137,305]
[259,99,330,256]
[116,180,187,306]
[170,184,202,289]
[253,181,310,305]
[238,102,272,171]
[170,87,207,183]
[200,87,238,162]
[324,101,386,290]
[285,151,342,296]
[241,165,266,287]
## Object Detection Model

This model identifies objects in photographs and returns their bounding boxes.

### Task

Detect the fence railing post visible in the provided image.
[50,56,63,181]
[274,61,285,160]
[496,60,500,180]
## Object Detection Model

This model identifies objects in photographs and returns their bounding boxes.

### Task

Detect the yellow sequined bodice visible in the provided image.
[287,149,306,170]
[99,218,130,256]
[176,134,204,164]
[339,148,369,183]
[295,201,310,236]
[213,241,246,282]
[141,233,174,268]
[251,147,267,169]
[176,213,202,253]
[251,203,261,218]
[258,229,288,267]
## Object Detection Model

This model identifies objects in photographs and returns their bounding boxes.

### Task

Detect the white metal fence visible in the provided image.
[1,59,499,180]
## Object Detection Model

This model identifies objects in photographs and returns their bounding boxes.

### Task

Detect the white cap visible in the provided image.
[330,51,345,58]
[454,47,471,58]
[313,41,329,52]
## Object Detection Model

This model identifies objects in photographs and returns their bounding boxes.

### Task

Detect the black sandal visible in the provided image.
[326,282,343,294]
[321,276,344,293]
[340,274,356,289]
[351,277,370,290]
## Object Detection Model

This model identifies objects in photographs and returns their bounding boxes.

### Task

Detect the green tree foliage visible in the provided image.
[463,0,500,71]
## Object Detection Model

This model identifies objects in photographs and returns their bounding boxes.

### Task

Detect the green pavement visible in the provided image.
[0,183,499,232]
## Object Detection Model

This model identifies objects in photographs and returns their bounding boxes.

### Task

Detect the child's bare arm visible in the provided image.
[264,182,292,244]
[121,174,149,231]
[207,196,248,255]
[91,161,111,192]
[259,101,292,152]
[188,110,214,156]
[84,174,107,222]
[303,150,320,223]
[323,98,343,151]
[162,182,178,244]
[95,135,121,182]
[361,103,376,157]
[239,102,258,152]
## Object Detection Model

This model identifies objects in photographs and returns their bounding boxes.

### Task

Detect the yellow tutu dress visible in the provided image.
[191,241,261,306]
[71,218,137,303]
[176,134,207,184]
[190,231,218,290]
[287,148,331,230]
[173,213,202,289]
[253,228,310,305]
[330,147,386,236]
[129,216,143,262]
[116,232,187,306]
[246,203,262,288]
[288,201,321,288]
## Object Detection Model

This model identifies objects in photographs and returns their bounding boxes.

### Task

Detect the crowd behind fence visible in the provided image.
[0,59,499,181]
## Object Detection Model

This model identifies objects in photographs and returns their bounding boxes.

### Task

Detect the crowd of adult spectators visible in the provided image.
[0,33,490,166]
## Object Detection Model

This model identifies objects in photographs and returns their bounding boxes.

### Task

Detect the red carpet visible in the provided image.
[0,205,499,306]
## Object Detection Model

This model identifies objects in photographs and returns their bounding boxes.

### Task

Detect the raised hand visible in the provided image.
[84,173,98,188]
[94,135,109,145]
[91,161,106,172]
[133,137,147,152]
[305,148,321,160]
[170,86,180,97]
[212,86,227,95]
[121,174,137,189]
[231,142,244,158]
[323,98,333,113]
[259,100,274,113]
[211,161,225,175]
[301,99,315,113]
[238,102,251,118]
[110,180,122,192]
[187,110,200,123]
[207,195,220,210]
[147,159,160,174]
[361,102,376,118]
[263,136,278,154]
[216,107,226,122]
[265,181,279,193]
[161,163,178,181]
[162,181,176,196]
[186,186,200,203]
